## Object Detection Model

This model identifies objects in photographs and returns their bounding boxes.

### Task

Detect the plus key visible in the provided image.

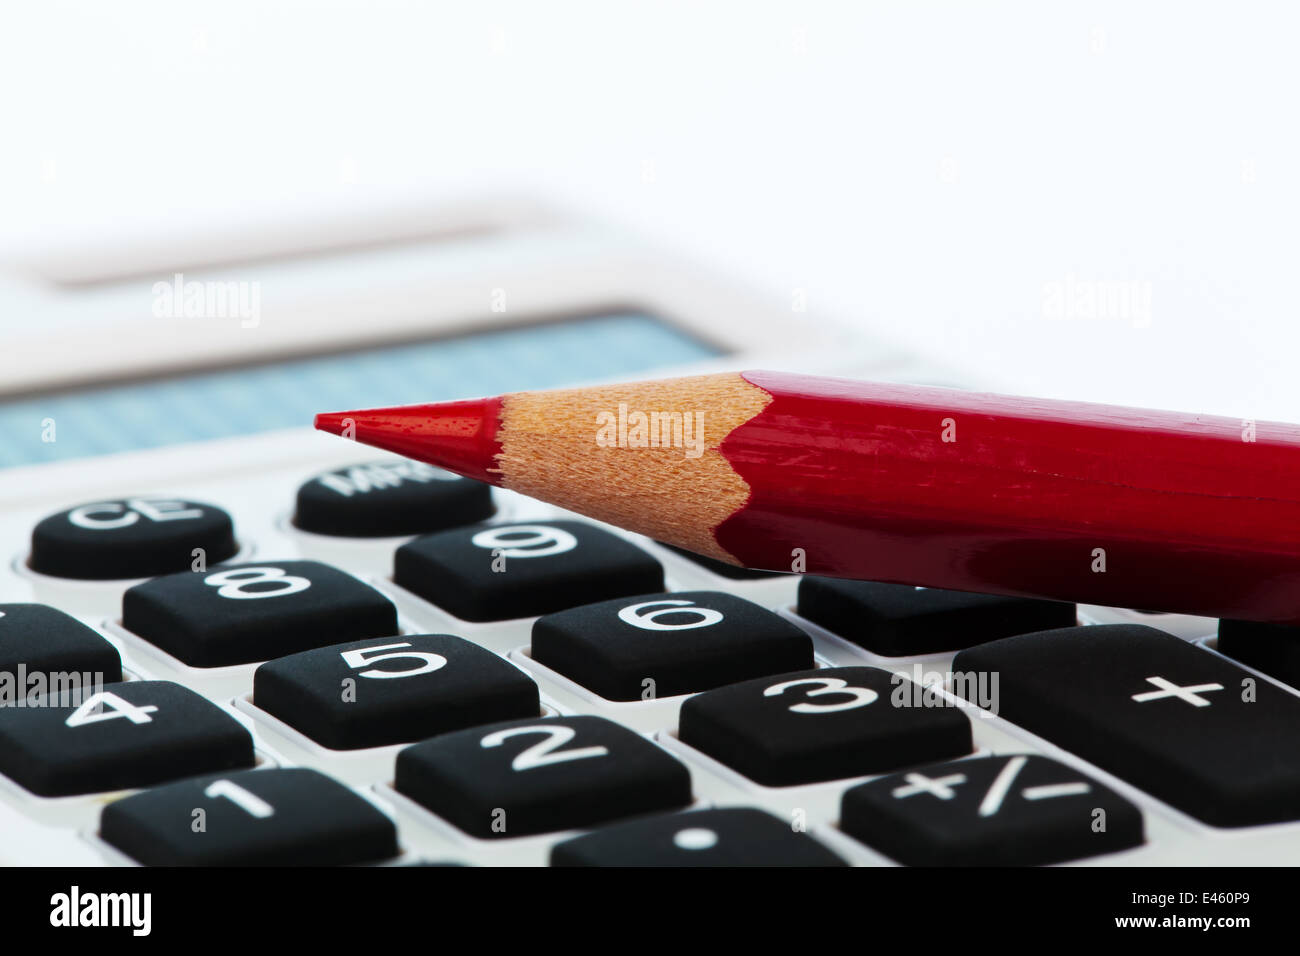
[954,623,1300,827]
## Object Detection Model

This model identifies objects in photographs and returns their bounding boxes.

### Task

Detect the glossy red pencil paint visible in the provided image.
[716,371,1300,622]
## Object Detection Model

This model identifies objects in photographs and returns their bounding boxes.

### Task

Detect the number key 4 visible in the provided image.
[0,681,253,796]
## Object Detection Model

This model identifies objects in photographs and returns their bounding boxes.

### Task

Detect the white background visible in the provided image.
[2,1,1297,418]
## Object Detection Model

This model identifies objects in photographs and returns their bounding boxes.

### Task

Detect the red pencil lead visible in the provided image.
[313,396,504,485]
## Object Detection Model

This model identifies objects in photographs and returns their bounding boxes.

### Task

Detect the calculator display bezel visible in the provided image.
[0,199,880,400]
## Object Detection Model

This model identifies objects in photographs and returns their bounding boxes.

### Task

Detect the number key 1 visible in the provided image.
[101,767,399,865]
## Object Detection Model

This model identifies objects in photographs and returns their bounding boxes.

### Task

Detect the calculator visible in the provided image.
[0,199,1288,866]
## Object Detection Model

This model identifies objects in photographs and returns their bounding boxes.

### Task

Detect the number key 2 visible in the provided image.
[123,560,398,668]
[394,520,663,621]
[395,714,692,838]
[678,666,972,786]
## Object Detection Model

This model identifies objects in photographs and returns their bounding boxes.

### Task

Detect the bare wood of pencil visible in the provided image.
[316,369,1300,626]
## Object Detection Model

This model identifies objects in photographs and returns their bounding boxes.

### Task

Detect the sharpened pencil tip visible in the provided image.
[312,397,506,486]
[313,411,350,436]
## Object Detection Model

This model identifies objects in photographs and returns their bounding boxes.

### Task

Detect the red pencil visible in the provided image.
[315,370,1300,625]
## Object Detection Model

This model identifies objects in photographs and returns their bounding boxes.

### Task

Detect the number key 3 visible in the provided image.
[678,666,973,787]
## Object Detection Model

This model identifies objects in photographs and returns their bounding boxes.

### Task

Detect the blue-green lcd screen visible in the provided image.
[0,312,721,467]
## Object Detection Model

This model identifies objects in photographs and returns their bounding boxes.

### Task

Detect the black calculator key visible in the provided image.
[551,807,847,867]
[100,770,395,868]
[293,460,494,537]
[401,860,470,867]
[101,767,398,866]
[1217,619,1300,688]
[657,542,790,580]
[395,520,664,622]
[123,560,398,668]
[954,624,1300,827]
[395,714,692,838]
[29,497,238,580]
[0,603,122,684]
[798,577,1077,656]
[254,634,540,749]
[0,680,253,796]
[532,591,813,701]
[678,666,972,786]
[840,754,1144,866]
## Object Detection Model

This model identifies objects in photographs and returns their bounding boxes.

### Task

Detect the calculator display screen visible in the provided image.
[0,312,721,466]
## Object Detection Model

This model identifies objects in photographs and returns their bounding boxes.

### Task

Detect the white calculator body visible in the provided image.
[0,201,1271,866]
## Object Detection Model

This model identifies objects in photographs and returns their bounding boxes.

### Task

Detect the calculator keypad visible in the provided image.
[0,471,1248,867]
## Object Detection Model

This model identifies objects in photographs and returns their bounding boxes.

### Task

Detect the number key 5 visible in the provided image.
[253,634,540,749]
